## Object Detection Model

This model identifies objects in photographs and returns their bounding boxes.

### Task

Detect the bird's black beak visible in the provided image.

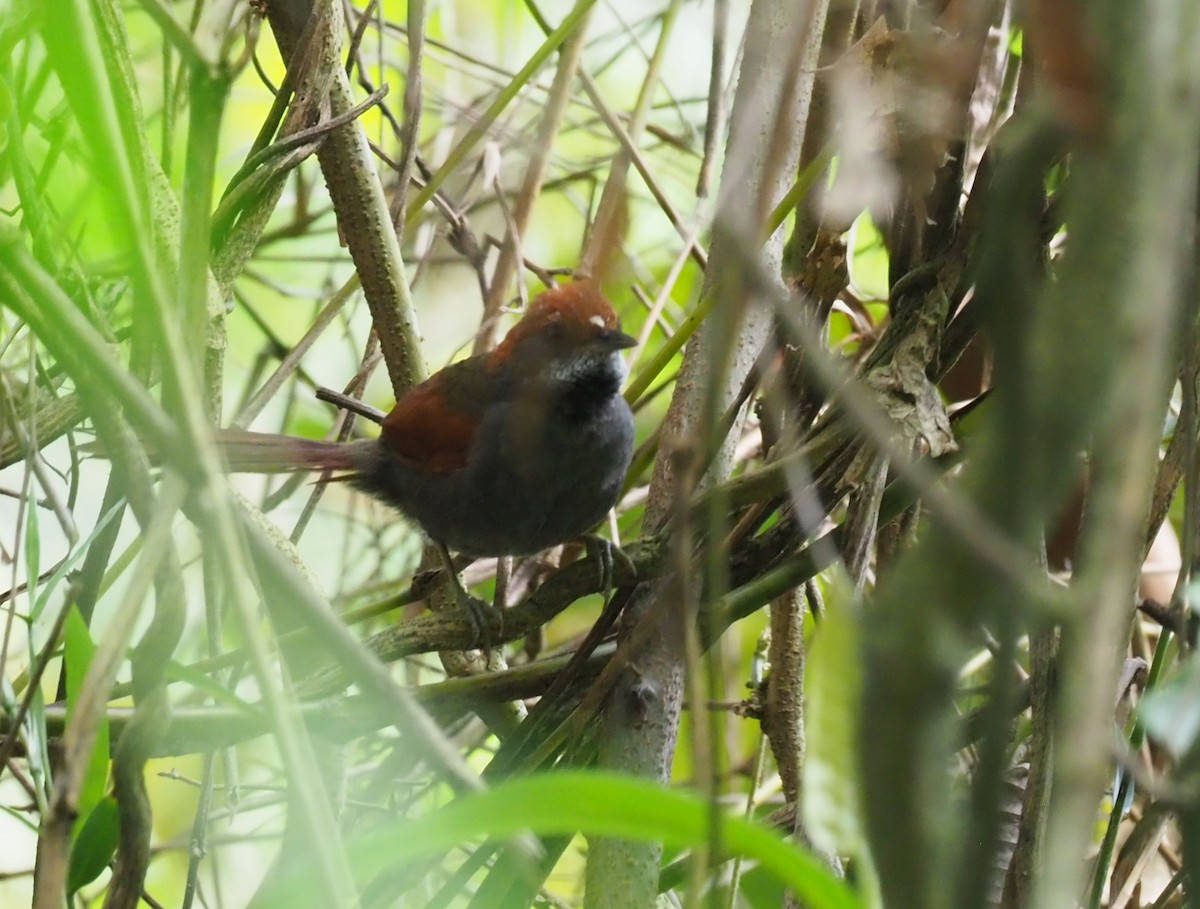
[601,328,637,350]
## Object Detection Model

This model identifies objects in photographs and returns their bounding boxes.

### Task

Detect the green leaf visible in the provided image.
[23,489,40,618]
[165,658,261,714]
[255,771,862,909]
[803,574,880,906]
[67,795,120,897]
[0,72,11,154]
[739,863,787,909]
[846,212,890,303]
[65,606,109,835]
[1182,577,1200,614]
[1140,655,1200,758]
[31,499,124,623]
[804,577,866,858]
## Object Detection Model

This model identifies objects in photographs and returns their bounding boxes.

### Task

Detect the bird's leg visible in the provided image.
[494,556,511,612]
[579,534,635,607]
[434,541,502,651]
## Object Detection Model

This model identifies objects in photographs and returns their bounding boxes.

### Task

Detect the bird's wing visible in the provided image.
[379,356,494,473]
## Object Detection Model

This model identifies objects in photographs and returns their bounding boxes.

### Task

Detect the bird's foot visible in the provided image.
[579,534,635,607]
[433,542,502,652]
[450,581,502,653]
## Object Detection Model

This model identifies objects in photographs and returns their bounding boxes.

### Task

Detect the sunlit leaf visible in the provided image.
[1140,656,1200,758]
[804,573,880,907]
[804,574,865,858]
[65,605,110,833]
[67,795,120,897]
[846,210,890,303]
[255,771,862,909]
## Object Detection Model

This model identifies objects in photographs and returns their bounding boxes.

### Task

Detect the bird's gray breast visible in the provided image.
[471,393,634,554]
[361,376,635,557]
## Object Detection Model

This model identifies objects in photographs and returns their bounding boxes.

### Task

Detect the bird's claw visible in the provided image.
[580,534,634,607]
[433,541,501,652]
[452,584,502,652]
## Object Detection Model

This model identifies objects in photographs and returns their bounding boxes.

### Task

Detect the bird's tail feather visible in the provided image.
[212,429,358,474]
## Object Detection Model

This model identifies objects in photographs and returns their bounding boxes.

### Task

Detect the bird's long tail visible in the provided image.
[212,428,360,474]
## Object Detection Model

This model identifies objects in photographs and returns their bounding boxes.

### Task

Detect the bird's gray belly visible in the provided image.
[353,400,633,557]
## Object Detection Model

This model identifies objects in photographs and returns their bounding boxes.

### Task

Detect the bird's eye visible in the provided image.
[588,314,606,329]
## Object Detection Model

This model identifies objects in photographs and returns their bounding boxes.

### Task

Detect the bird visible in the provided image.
[215,280,637,630]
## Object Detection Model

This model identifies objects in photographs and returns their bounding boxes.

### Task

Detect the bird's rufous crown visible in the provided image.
[491,280,621,364]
